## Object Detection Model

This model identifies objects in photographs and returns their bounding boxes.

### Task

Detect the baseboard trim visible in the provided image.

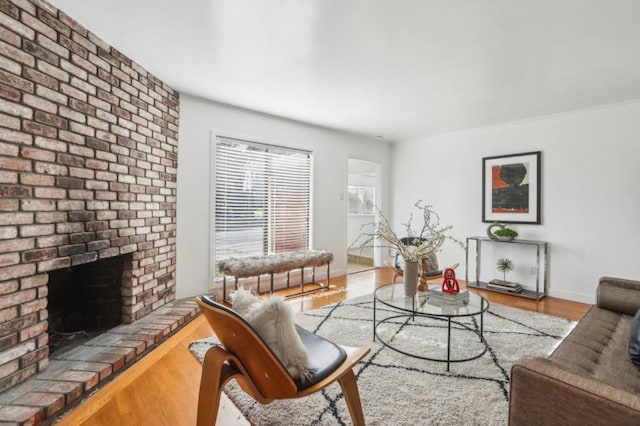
[547,289,595,304]
[347,254,374,266]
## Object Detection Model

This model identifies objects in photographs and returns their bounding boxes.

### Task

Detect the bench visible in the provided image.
[218,250,334,301]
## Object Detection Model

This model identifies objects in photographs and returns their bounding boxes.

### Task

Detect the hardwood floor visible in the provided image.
[56,268,591,425]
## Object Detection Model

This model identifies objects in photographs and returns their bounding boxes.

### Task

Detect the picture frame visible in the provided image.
[482,151,541,224]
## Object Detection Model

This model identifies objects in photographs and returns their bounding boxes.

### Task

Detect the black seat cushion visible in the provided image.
[200,296,349,390]
[629,309,640,368]
[294,328,347,391]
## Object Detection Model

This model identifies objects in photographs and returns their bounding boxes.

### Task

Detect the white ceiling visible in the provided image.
[50,0,640,142]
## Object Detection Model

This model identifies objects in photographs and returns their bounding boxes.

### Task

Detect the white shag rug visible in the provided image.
[189,294,575,426]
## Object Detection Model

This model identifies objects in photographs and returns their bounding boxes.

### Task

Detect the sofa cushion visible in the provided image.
[630,309,640,368]
[549,306,640,394]
[597,277,640,316]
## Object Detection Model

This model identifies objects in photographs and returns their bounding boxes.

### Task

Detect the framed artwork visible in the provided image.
[482,151,541,224]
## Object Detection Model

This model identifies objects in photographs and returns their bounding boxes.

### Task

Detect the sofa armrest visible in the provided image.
[509,358,640,426]
[597,277,640,315]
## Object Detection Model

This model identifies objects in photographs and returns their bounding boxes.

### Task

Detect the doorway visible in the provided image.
[346,158,380,274]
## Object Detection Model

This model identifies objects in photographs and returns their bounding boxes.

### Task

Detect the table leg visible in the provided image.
[480,299,485,341]
[412,297,415,321]
[447,317,451,372]
[373,296,377,342]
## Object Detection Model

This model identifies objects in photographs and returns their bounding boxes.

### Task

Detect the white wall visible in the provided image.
[347,216,375,251]
[391,101,640,303]
[176,94,392,298]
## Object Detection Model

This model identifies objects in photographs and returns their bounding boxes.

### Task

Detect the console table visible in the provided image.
[465,236,548,300]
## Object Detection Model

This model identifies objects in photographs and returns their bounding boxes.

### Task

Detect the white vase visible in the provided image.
[403,261,419,297]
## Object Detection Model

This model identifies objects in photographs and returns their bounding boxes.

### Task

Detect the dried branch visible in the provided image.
[350,201,465,263]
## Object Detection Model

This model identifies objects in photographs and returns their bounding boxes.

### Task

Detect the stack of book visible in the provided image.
[427,287,469,306]
[488,279,522,293]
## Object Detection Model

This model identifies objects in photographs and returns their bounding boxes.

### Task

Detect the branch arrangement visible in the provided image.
[354,200,465,263]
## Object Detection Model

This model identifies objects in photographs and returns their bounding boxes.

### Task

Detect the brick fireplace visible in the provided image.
[47,254,129,354]
[0,0,179,392]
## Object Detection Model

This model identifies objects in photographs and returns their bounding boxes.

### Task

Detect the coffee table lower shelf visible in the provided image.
[373,283,490,372]
[374,314,488,371]
[467,280,545,300]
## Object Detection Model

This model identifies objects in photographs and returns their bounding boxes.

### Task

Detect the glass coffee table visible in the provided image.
[373,283,489,371]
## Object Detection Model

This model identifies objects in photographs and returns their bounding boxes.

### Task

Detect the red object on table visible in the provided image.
[441,268,460,294]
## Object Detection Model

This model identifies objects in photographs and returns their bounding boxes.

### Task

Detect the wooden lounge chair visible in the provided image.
[195,296,370,425]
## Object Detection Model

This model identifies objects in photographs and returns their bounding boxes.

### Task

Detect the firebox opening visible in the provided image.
[48,255,128,355]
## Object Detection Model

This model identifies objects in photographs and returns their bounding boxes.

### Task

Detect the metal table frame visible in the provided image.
[465,236,548,300]
[373,283,489,371]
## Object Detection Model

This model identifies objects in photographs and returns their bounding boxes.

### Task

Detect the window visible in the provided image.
[348,185,375,215]
[214,136,312,274]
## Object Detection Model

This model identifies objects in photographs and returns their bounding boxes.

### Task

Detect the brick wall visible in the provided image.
[0,0,179,391]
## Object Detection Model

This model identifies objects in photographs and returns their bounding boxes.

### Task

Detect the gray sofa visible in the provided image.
[509,277,640,425]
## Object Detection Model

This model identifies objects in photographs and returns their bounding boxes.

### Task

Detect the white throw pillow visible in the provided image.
[230,288,314,381]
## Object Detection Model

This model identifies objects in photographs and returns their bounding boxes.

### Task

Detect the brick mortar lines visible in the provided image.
[0,299,200,425]
[0,0,180,394]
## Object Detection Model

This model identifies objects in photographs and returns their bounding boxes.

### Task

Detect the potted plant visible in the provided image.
[354,201,464,296]
[494,227,518,241]
[487,222,518,241]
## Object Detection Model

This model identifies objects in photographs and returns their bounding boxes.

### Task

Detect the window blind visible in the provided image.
[214,137,312,274]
